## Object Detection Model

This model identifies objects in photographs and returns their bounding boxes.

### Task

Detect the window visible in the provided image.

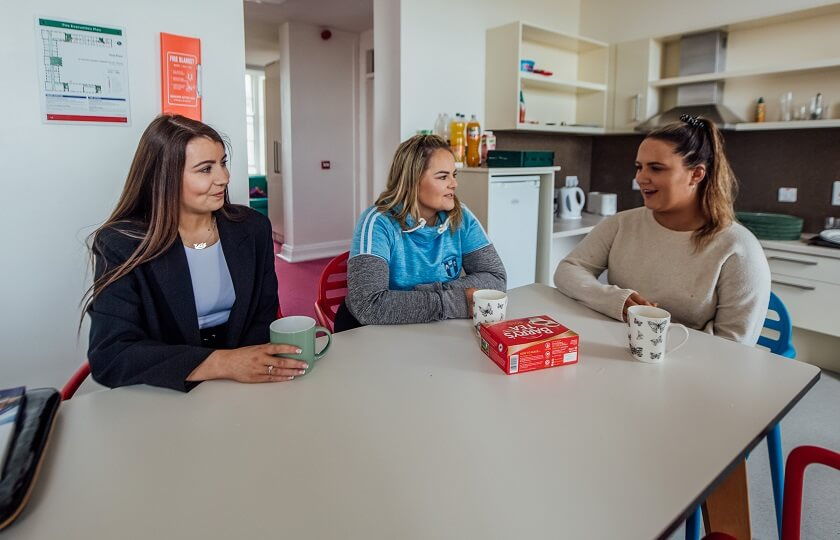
[245,69,266,175]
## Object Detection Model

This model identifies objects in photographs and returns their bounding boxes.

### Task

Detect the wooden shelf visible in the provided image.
[521,23,607,53]
[520,72,606,93]
[734,119,840,131]
[650,57,840,88]
[515,122,606,134]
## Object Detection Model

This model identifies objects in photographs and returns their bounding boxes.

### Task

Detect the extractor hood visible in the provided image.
[636,31,743,131]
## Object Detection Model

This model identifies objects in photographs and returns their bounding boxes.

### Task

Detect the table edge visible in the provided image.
[655,366,822,539]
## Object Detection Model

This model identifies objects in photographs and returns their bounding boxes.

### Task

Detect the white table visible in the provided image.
[10,285,820,539]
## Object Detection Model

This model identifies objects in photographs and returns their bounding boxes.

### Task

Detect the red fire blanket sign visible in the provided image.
[160,32,201,120]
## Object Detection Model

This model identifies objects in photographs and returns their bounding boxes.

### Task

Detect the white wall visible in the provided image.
[0,0,248,389]
[399,0,581,140]
[277,22,358,262]
[372,0,401,199]
[579,0,839,42]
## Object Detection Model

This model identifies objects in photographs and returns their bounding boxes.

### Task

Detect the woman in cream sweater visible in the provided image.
[554,115,770,345]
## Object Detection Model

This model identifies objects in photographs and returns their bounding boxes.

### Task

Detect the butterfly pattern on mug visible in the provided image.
[648,320,667,333]
[633,319,643,327]
[651,335,663,346]
[630,346,643,358]
[479,305,494,317]
[497,302,504,310]
[636,331,644,340]
[650,352,662,360]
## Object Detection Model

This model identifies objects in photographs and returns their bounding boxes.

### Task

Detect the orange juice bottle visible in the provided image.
[450,113,466,167]
[465,114,481,167]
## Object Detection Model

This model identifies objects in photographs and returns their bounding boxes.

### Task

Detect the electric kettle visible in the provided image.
[559,176,585,219]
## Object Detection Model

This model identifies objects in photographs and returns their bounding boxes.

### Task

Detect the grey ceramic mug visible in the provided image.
[270,316,331,375]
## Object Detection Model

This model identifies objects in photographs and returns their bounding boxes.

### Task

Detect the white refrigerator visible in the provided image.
[487,175,541,289]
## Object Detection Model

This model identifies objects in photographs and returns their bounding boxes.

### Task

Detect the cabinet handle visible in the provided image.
[767,255,817,266]
[273,140,281,174]
[772,279,816,291]
[631,94,642,122]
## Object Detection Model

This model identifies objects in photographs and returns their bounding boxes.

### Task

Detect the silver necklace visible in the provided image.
[187,217,215,250]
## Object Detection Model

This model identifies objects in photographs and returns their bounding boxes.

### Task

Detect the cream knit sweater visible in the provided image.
[553,207,771,345]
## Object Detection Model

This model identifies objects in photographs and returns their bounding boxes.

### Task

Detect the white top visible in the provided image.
[10,285,819,539]
[183,241,235,329]
[554,207,772,345]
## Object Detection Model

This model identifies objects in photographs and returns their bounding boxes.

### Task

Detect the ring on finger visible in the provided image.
[267,365,274,376]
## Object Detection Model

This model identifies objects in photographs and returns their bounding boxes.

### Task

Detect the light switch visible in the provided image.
[832,181,840,206]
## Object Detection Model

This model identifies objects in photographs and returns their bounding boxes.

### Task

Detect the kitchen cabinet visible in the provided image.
[760,240,840,338]
[607,39,661,132]
[609,4,840,131]
[485,22,609,134]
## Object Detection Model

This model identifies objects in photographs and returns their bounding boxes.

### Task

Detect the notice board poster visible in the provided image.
[35,17,130,124]
[160,33,201,120]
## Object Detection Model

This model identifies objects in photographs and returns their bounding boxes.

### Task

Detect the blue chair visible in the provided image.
[686,292,795,540]
[758,291,796,538]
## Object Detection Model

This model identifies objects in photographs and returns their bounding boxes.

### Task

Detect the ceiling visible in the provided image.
[243,0,373,33]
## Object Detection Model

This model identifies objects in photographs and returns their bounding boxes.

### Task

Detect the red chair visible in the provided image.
[703,445,840,540]
[62,300,285,401]
[61,361,91,400]
[314,251,349,332]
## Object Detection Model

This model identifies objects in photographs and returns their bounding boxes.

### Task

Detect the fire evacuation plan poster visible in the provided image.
[35,17,130,125]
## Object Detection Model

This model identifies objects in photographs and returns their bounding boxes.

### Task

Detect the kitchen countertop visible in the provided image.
[553,212,609,238]
[760,235,840,260]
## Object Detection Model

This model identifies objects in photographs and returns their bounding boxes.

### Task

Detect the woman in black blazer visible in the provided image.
[84,115,307,392]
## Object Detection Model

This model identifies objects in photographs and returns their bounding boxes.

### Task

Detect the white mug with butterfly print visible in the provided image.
[626,305,689,363]
[472,289,508,334]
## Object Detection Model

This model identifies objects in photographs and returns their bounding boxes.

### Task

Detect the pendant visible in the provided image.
[193,242,207,250]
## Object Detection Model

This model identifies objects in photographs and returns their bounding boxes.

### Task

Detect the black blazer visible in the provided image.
[87,207,279,392]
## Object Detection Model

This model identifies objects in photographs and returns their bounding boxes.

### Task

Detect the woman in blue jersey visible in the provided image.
[334,134,507,332]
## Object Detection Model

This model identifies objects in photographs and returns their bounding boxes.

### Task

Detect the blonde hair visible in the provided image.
[375,134,462,233]
[646,116,738,249]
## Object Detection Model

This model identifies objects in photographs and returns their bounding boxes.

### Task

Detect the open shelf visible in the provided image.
[734,119,840,131]
[515,122,606,134]
[521,23,607,53]
[520,72,606,93]
[650,57,840,88]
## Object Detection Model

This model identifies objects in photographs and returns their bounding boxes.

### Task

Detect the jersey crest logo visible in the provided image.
[442,256,459,278]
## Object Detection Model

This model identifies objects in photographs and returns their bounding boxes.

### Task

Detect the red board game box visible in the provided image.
[479,315,579,374]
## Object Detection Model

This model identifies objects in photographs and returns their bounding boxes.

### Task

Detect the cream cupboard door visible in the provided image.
[264,61,284,243]
[609,39,661,131]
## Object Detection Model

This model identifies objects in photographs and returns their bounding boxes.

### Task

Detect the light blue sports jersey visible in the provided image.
[350,204,491,291]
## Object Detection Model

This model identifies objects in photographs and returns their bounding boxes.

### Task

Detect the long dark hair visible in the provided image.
[81,114,244,320]
[645,115,737,249]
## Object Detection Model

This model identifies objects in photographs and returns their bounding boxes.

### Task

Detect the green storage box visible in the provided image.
[486,150,554,168]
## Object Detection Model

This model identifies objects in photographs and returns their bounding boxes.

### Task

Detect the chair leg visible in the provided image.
[767,424,784,538]
[685,505,701,540]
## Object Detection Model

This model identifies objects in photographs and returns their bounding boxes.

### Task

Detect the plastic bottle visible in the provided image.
[465,114,481,167]
[450,113,466,167]
[519,90,526,124]
[441,113,451,143]
[434,113,446,138]
[755,97,766,123]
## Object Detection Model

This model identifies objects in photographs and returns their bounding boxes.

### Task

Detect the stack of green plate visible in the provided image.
[736,212,803,240]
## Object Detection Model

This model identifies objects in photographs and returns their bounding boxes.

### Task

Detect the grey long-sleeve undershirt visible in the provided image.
[346,244,507,325]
